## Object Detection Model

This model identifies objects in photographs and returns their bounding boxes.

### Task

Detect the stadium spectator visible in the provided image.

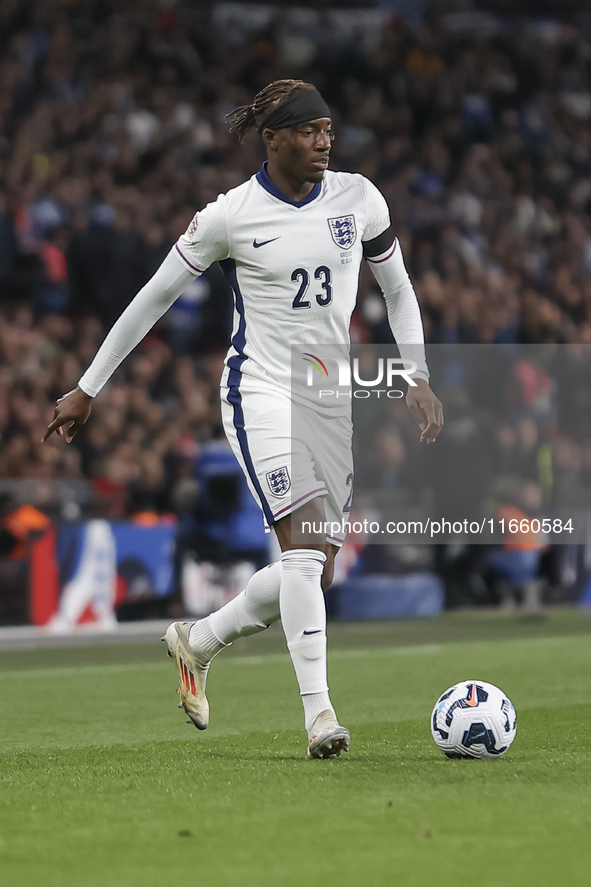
[2,1,591,606]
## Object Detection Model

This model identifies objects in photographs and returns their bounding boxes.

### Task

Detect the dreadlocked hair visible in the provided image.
[227,80,316,141]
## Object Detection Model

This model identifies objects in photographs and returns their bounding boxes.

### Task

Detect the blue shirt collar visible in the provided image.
[256,162,322,208]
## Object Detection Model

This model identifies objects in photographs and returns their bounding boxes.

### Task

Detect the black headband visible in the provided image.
[257,87,331,133]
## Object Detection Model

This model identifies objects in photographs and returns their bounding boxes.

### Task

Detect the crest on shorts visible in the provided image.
[186,213,199,242]
[328,214,356,249]
[266,466,291,497]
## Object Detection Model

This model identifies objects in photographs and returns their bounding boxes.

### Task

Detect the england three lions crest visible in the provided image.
[328,215,357,249]
[266,466,291,497]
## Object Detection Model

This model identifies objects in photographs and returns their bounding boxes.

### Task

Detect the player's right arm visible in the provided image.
[43,197,229,443]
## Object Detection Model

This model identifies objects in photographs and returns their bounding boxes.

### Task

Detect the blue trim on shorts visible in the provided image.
[220,259,275,527]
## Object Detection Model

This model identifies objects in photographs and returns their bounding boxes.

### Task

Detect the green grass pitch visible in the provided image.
[1,609,591,887]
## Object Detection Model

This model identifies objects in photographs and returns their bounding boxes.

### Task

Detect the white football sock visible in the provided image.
[187,618,224,668]
[280,549,336,720]
[189,561,281,665]
[302,691,334,733]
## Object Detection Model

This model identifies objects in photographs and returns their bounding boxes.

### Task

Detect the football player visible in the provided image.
[43,80,443,759]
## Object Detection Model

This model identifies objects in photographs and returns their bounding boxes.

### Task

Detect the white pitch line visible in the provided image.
[0,634,579,680]
[0,661,168,680]
[0,644,448,680]
[0,645,440,679]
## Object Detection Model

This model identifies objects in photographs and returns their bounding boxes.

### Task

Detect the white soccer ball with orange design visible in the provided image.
[431,680,517,758]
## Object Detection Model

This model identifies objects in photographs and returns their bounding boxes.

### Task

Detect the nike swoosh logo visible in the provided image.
[466,684,479,706]
[303,629,322,636]
[253,237,281,248]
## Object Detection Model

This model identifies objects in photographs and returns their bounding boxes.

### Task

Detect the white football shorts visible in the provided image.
[221,383,353,546]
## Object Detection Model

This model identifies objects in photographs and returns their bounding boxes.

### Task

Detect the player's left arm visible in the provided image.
[362,180,443,443]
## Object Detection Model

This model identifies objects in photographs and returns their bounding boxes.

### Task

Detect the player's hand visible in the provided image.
[42,387,93,444]
[406,379,444,444]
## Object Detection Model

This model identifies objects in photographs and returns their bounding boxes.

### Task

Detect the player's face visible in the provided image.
[268,118,333,184]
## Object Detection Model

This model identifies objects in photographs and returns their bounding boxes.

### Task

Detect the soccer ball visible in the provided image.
[431,680,517,758]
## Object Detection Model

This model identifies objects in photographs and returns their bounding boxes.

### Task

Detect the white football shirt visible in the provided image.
[78,163,427,403]
[174,163,390,400]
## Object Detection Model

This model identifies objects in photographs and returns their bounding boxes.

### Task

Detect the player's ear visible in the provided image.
[262,128,279,152]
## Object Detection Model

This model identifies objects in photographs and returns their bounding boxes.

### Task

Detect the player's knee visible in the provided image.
[295,498,325,542]
[276,497,326,548]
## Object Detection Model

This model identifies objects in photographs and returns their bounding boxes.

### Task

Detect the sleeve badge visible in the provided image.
[186,214,199,242]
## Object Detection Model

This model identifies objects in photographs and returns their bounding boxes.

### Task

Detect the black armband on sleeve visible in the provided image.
[362,226,396,258]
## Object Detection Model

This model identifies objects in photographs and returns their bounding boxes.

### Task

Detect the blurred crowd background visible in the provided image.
[2,0,591,615]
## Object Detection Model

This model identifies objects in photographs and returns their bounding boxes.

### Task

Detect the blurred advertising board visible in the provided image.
[29,519,176,629]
